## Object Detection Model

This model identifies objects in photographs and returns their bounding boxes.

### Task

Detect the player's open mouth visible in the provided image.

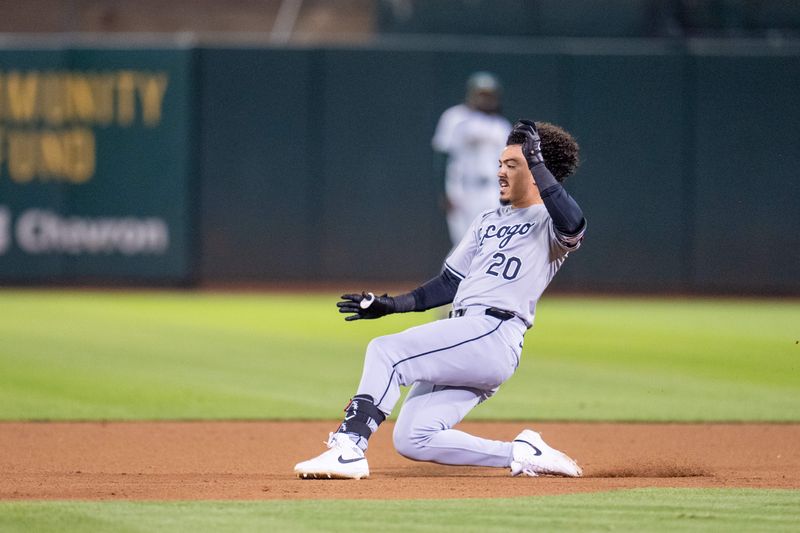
[499,179,509,191]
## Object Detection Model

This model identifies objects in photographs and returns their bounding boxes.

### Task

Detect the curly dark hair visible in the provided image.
[506,122,580,182]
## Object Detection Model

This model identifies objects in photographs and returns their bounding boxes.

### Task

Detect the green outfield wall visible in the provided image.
[0,40,798,293]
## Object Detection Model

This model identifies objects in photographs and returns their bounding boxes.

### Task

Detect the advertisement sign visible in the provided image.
[0,48,194,282]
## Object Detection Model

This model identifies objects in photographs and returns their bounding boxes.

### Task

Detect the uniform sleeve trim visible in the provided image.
[444,262,466,280]
[554,220,586,250]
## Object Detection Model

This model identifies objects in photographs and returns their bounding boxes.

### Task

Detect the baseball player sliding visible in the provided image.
[295,119,586,480]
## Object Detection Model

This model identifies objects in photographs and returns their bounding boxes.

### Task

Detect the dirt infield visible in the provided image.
[1,421,798,500]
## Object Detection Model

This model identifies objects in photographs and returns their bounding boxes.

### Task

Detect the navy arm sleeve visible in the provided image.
[392,268,461,312]
[531,162,586,236]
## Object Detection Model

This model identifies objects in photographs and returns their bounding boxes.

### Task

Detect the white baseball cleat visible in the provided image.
[510,429,583,478]
[294,432,370,480]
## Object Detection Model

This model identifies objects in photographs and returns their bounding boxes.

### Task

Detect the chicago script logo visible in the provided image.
[479,221,535,249]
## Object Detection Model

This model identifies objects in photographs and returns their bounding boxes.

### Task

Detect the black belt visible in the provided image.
[450,307,516,321]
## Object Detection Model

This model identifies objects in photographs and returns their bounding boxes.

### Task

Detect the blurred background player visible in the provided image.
[432,71,512,248]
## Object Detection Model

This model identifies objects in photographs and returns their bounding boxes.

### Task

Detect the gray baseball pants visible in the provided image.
[355,310,526,467]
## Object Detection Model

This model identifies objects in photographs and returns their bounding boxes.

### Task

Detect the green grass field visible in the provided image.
[0,290,797,421]
[1,489,799,533]
[0,290,798,532]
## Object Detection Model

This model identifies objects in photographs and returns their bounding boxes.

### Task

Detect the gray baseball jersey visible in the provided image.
[445,203,584,327]
[351,202,584,468]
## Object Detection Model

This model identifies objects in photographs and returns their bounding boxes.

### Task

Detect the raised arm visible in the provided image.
[513,119,585,238]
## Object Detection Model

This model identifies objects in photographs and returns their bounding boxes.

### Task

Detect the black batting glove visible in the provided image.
[337,292,396,321]
[513,119,545,169]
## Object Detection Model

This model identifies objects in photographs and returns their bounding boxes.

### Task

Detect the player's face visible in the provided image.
[498,145,537,207]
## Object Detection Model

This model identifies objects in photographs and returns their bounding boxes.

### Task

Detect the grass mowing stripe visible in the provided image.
[0,489,798,533]
[0,291,797,421]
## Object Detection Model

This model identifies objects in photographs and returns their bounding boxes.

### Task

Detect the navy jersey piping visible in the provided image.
[375,320,503,407]
[444,262,465,280]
